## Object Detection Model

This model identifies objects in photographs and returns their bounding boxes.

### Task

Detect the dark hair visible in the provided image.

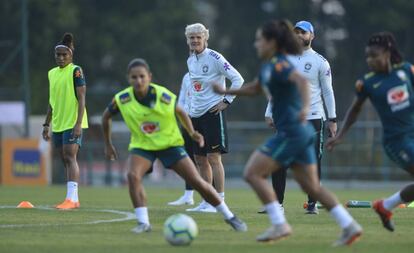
[57,32,75,52]
[261,19,302,55]
[367,32,403,64]
[127,58,150,73]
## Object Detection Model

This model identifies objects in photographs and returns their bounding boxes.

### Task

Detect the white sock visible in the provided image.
[265,201,286,225]
[383,191,403,211]
[215,202,234,220]
[218,192,225,200]
[66,181,78,202]
[183,190,194,199]
[330,205,353,228]
[135,207,150,225]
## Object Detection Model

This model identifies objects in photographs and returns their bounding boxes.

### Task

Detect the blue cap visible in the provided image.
[294,21,314,33]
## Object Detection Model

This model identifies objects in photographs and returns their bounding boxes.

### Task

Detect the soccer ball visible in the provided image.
[163,213,198,246]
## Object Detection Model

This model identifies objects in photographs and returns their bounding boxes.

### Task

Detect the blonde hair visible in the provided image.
[185,23,209,46]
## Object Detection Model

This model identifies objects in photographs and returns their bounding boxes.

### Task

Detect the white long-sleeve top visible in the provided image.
[265,48,336,120]
[177,73,191,114]
[187,48,244,118]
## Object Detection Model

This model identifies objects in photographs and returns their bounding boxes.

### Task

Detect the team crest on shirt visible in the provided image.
[202,64,209,73]
[160,92,172,104]
[140,122,160,134]
[304,62,312,72]
[387,84,410,112]
[119,92,131,104]
[193,81,202,92]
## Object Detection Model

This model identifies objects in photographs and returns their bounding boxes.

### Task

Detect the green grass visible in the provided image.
[0,185,413,253]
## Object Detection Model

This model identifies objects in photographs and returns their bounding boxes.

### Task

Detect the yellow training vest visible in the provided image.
[115,83,184,151]
[48,63,88,132]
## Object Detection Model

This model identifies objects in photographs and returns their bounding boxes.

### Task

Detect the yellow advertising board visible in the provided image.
[1,139,48,185]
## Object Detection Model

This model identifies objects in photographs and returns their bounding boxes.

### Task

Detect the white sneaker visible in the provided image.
[332,221,362,246]
[131,222,152,234]
[167,195,194,206]
[256,223,292,242]
[186,201,217,213]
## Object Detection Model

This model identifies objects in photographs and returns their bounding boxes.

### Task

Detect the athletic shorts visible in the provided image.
[384,135,414,171]
[52,128,83,148]
[259,124,316,167]
[191,110,228,155]
[130,146,188,168]
[181,129,195,162]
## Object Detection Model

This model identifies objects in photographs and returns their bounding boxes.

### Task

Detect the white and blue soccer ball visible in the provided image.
[163,213,198,246]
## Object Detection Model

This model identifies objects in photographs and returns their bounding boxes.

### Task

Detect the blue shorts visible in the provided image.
[52,128,83,148]
[130,146,188,168]
[384,135,414,171]
[259,125,316,167]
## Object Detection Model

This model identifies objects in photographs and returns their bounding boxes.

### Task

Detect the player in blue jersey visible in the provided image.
[327,32,414,232]
[214,19,362,246]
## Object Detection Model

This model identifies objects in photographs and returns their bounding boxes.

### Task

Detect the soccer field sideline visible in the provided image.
[1,185,413,253]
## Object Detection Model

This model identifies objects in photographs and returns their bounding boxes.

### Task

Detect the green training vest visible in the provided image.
[48,63,88,132]
[115,83,184,151]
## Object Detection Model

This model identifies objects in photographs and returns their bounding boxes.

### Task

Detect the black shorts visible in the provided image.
[191,111,228,156]
[181,128,195,162]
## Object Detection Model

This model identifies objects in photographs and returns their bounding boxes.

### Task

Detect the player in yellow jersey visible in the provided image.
[102,58,247,233]
[42,33,88,209]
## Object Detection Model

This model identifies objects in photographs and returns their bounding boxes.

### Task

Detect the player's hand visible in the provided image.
[212,84,226,94]
[326,136,340,151]
[42,126,50,141]
[190,131,204,148]
[209,101,228,115]
[72,123,82,139]
[328,121,337,137]
[298,108,308,123]
[105,144,118,161]
[265,117,275,129]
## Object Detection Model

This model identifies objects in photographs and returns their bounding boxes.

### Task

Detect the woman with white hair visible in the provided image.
[170,23,244,212]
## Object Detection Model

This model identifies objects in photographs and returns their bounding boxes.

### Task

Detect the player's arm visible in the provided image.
[264,101,275,129]
[289,70,310,122]
[73,67,86,138]
[102,99,119,160]
[213,79,262,96]
[326,80,367,151]
[216,54,244,103]
[42,104,52,141]
[175,105,204,148]
[319,61,337,136]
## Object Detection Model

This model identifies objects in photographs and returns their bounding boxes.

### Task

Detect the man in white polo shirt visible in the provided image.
[183,23,244,213]
[262,20,337,215]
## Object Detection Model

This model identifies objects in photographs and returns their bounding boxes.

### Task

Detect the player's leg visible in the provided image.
[56,129,82,209]
[244,150,292,242]
[168,129,195,206]
[306,118,324,214]
[373,140,414,231]
[167,148,247,232]
[205,110,228,199]
[128,150,154,234]
[258,168,287,214]
[291,156,362,246]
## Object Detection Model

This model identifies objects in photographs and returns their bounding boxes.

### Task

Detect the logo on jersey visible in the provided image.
[209,51,221,60]
[140,122,160,134]
[387,84,410,112]
[75,68,84,78]
[160,92,172,104]
[193,81,202,92]
[202,64,209,73]
[304,62,312,72]
[223,62,230,71]
[325,68,331,76]
[119,93,131,104]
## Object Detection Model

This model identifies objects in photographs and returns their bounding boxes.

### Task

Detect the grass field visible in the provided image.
[0,184,413,253]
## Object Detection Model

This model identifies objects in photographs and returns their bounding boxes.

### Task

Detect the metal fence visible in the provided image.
[52,120,409,186]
